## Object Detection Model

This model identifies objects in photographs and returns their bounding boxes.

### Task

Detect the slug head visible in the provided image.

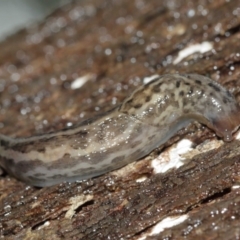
[206,107,240,142]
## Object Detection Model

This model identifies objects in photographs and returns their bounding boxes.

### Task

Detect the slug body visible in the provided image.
[0,74,239,187]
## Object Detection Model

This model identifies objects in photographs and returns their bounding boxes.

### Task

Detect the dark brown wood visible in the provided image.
[0,0,240,239]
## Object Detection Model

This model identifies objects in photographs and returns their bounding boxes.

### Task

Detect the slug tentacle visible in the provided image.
[0,74,239,187]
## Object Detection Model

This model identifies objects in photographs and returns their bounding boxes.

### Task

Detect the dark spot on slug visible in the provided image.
[222,96,230,104]
[148,134,156,141]
[188,86,194,94]
[126,99,133,105]
[111,156,125,163]
[129,140,142,149]
[73,167,95,174]
[37,147,46,153]
[184,82,190,86]
[176,81,180,88]
[77,130,88,136]
[195,79,202,85]
[152,81,164,92]
[184,74,191,79]
[47,174,69,180]
[131,149,145,159]
[208,82,221,92]
[145,95,151,102]
[33,172,46,177]
[134,103,143,109]
[15,159,45,173]
[209,92,214,97]
[0,139,10,148]
[152,86,159,93]
[179,91,184,96]
[183,98,188,106]
[226,90,233,98]
[160,115,166,122]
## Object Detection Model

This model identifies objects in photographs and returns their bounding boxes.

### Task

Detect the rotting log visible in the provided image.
[0,0,240,239]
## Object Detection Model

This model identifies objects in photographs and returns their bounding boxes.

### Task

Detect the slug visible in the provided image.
[0,74,239,187]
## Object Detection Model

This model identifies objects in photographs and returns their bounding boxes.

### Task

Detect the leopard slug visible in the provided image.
[0,74,239,187]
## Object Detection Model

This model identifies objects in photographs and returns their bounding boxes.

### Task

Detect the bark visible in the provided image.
[0,0,240,239]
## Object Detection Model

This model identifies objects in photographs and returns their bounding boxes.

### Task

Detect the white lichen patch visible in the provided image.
[152,139,193,174]
[138,215,188,240]
[70,73,96,89]
[152,138,224,175]
[136,175,147,183]
[37,221,50,230]
[173,41,213,64]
